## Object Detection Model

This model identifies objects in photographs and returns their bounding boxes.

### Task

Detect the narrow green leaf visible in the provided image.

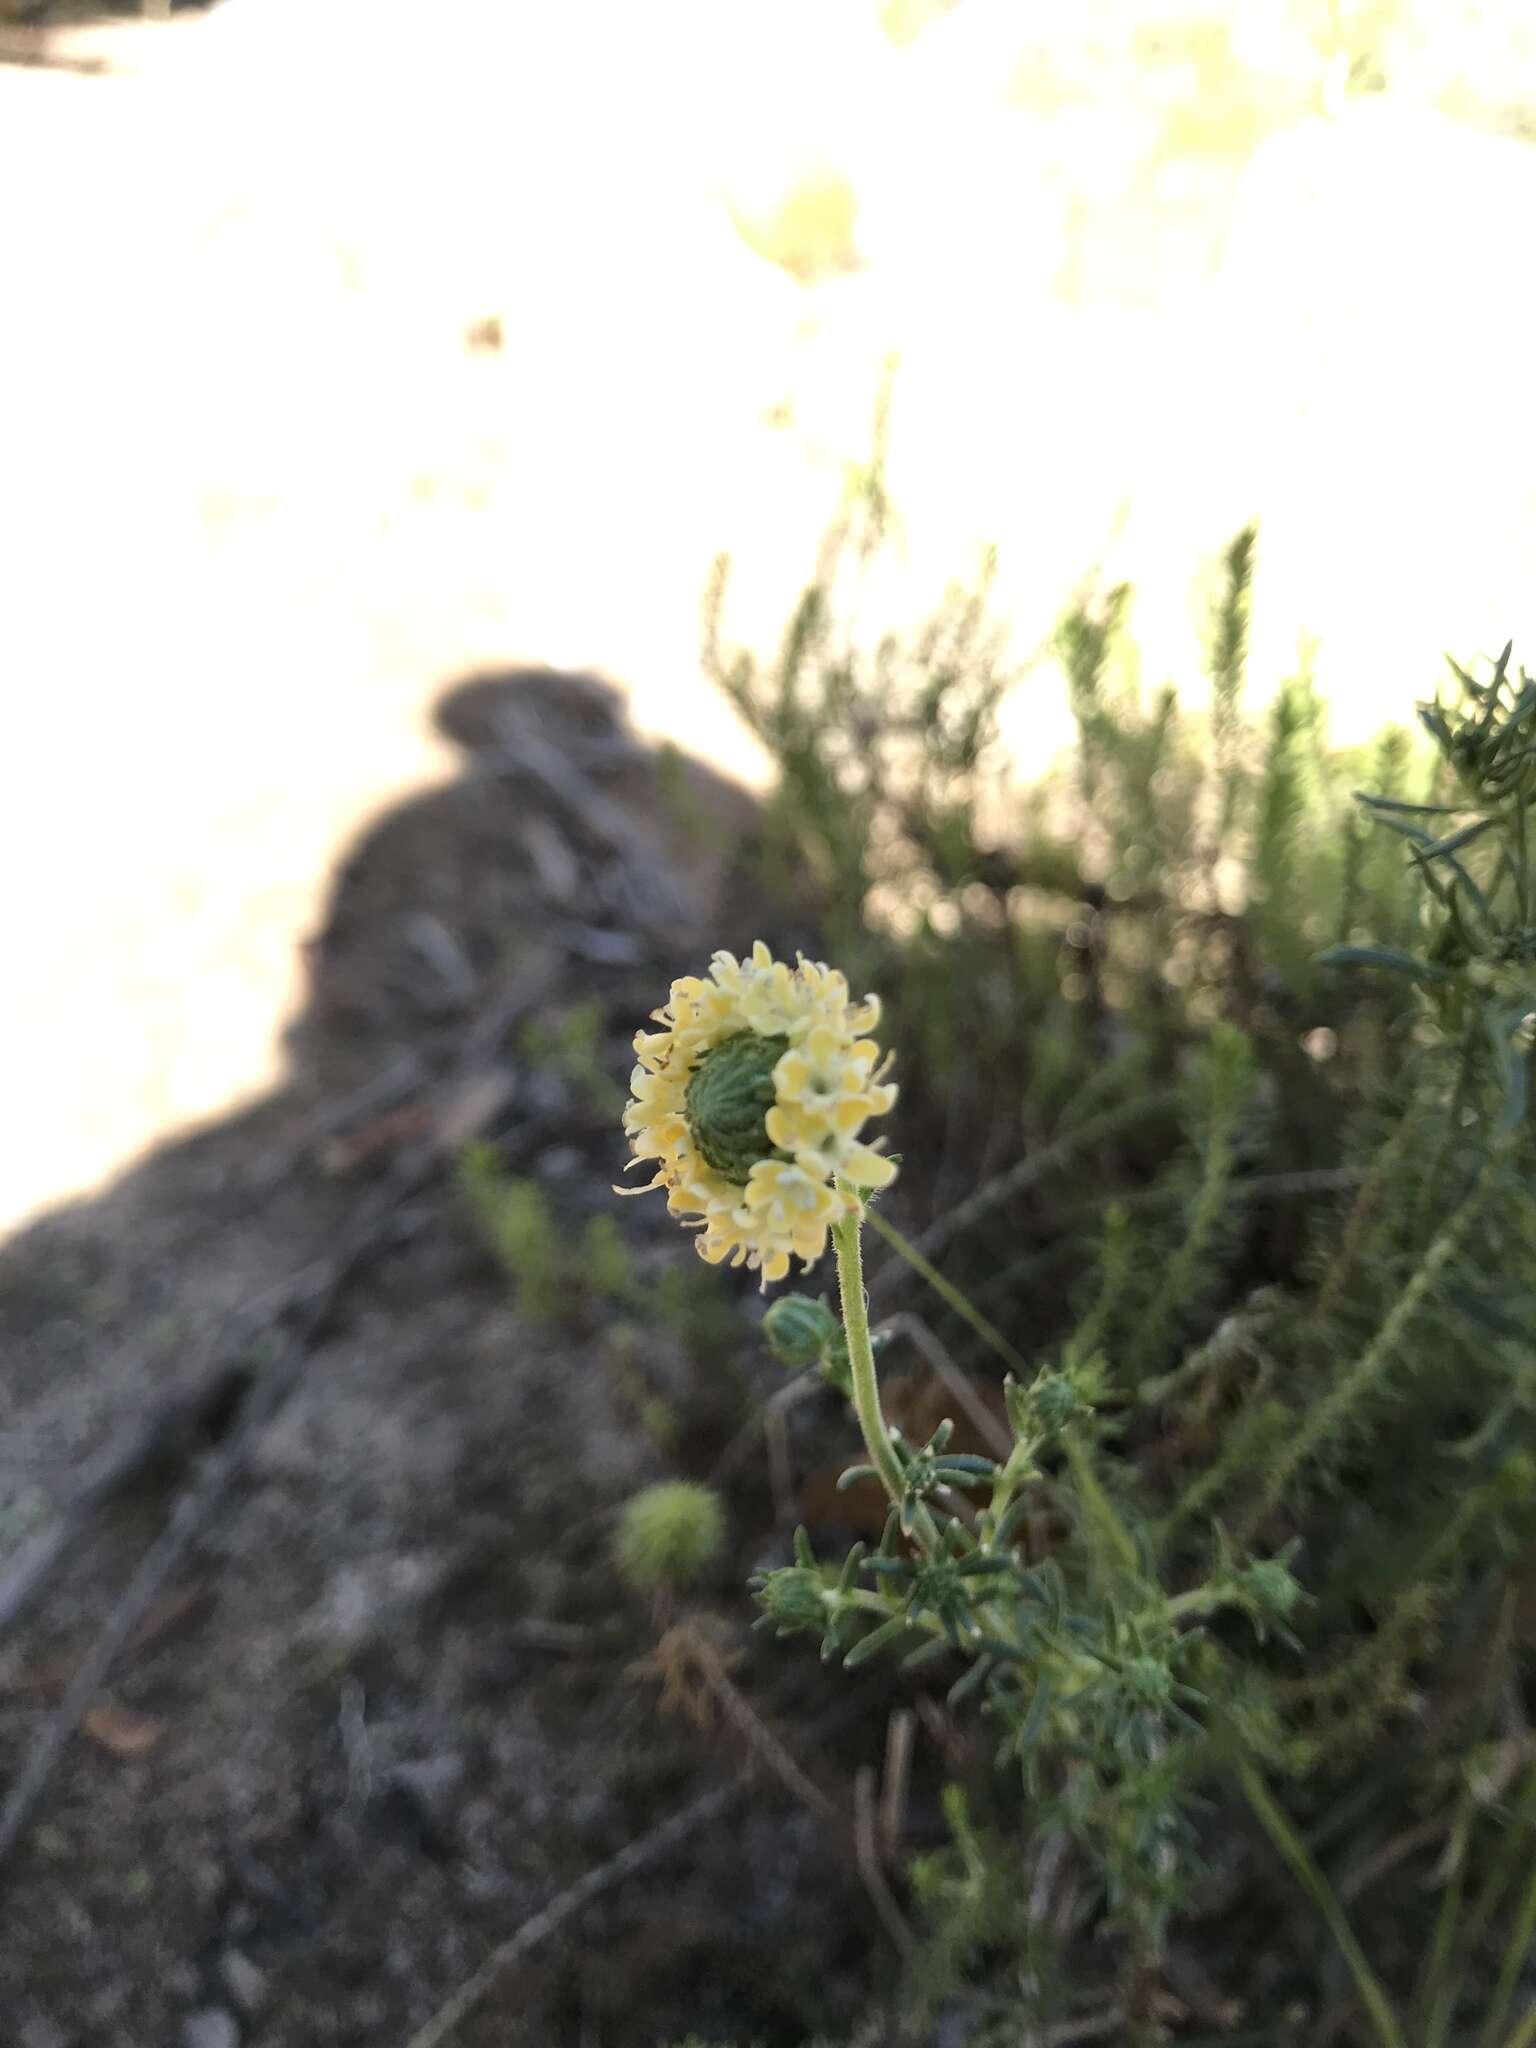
[1416,816,1497,862]
[843,1616,916,1669]
[1356,791,1465,817]
[1316,945,1453,984]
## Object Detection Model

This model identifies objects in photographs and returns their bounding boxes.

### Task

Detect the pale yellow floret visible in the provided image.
[616,942,898,1286]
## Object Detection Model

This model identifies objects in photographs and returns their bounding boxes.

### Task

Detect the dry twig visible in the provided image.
[639,1618,842,1828]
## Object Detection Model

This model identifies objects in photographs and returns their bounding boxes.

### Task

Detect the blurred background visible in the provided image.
[7,7,1536,2045]
[6,0,1536,1231]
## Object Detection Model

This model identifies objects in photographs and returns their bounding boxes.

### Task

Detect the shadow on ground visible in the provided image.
[0,672,878,2048]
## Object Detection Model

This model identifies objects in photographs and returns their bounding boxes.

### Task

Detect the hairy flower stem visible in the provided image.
[832,1205,910,1515]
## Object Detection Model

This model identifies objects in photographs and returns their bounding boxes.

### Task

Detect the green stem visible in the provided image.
[1458,1762,1536,1994]
[1125,1114,1239,1383]
[1156,1372,1284,1547]
[1063,1426,1140,1580]
[1414,1033,1478,1240]
[1236,1163,1491,1544]
[1293,1481,1489,1712]
[1237,1763,1407,2048]
[1481,1829,1536,2048]
[862,1205,1030,1374]
[832,1205,908,1513]
[1417,1585,1517,2048]
[1419,1783,1476,2048]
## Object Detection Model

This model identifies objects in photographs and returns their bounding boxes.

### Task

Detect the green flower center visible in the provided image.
[685,1030,789,1183]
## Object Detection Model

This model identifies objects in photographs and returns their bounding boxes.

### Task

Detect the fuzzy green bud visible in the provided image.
[762,1293,840,1368]
[613,1481,725,1596]
[684,1030,789,1182]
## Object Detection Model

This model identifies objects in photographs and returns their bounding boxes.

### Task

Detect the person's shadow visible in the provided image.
[0,667,864,2048]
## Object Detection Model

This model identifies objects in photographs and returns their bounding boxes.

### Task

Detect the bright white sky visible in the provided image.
[3,0,1536,1226]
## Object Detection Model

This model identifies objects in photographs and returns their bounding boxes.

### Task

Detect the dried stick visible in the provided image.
[644,1619,842,1828]
[867,1092,1182,1295]
[854,1763,917,1962]
[0,1361,252,1638]
[405,1674,890,2048]
[401,1780,743,2048]
[878,1707,916,1866]
[878,1311,1012,1460]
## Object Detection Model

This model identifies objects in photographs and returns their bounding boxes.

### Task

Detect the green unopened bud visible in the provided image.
[684,1030,789,1182]
[1240,1559,1303,1621]
[1122,1655,1174,1709]
[754,1563,832,1634]
[1029,1371,1081,1434]
[763,1293,840,1368]
[613,1481,725,1596]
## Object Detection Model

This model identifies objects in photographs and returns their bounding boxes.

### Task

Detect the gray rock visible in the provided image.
[20,2015,69,2048]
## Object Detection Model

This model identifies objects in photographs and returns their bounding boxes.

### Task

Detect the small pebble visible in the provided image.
[181,2009,240,2048]
[219,1950,269,2016]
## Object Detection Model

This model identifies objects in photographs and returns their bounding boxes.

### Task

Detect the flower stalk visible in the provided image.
[831,1200,909,1514]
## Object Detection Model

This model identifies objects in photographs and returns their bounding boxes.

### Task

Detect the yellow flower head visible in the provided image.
[619,942,897,1286]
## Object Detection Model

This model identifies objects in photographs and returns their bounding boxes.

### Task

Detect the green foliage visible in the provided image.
[718,485,1536,2041]
[458,1142,729,1361]
[460,1145,640,1323]
[706,443,1429,1354]
[458,1144,565,1324]
[519,1000,624,1117]
[582,1213,635,1305]
[1121,1021,1262,1383]
[905,1786,1034,2017]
